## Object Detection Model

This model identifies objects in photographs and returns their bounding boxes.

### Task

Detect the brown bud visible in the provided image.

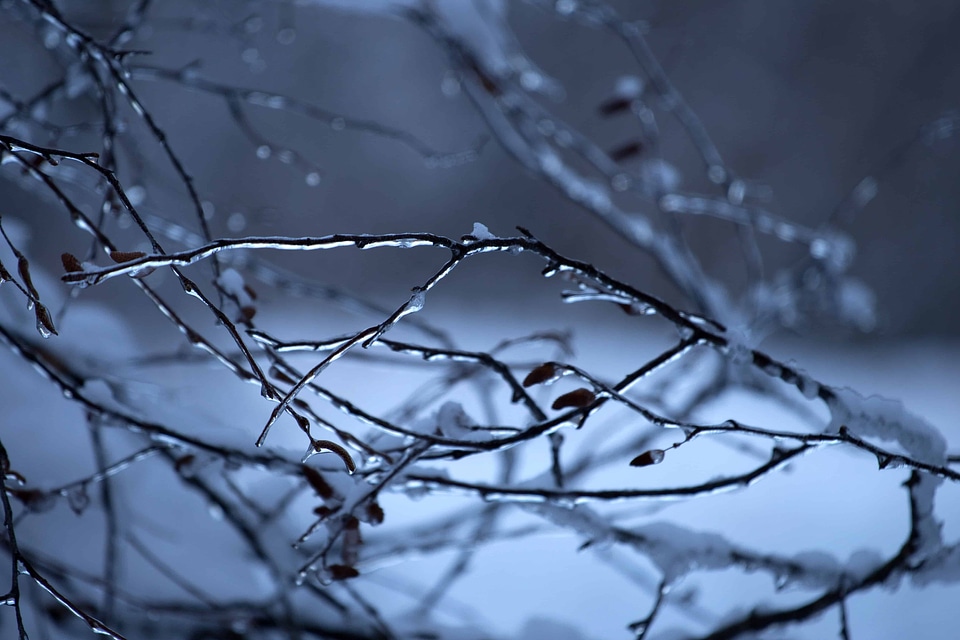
[364,501,385,525]
[18,255,38,299]
[302,465,334,500]
[35,304,58,338]
[551,388,596,410]
[328,564,360,580]
[523,363,558,387]
[629,449,665,467]
[608,140,644,163]
[598,97,632,117]
[109,250,147,263]
[174,454,196,474]
[61,253,83,273]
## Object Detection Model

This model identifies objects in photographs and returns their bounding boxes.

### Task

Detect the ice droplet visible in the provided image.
[707,164,727,184]
[301,442,319,464]
[227,212,246,232]
[201,200,216,220]
[441,72,461,97]
[305,172,321,187]
[277,28,296,45]
[256,145,271,160]
[126,184,146,206]
[614,75,643,100]
[66,485,90,515]
[330,117,346,131]
[244,16,263,34]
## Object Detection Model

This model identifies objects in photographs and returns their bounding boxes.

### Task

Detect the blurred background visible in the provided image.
[2,0,959,337]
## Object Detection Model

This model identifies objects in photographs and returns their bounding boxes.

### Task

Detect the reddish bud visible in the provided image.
[302,465,334,500]
[109,250,147,263]
[328,564,360,580]
[364,501,385,525]
[629,449,665,467]
[174,454,196,474]
[598,97,633,117]
[61,253,83,273]
[551,388,596,410]
[524,363,558,387]
[608,140,644,163]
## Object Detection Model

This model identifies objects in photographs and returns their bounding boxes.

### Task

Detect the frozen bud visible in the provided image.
[302,465,335,500]
[109,250,147,263]
[363,501,385,525]
[629,449,665,467]
[61,253,83,273]
[327,564,359,581]
[524,363,558,387]
[552,388,596,410]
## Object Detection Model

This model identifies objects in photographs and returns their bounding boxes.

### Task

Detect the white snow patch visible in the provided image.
[826,387,948,466]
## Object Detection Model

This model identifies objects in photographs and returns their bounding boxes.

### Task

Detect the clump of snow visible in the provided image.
[469,222,496,241]
[215,268,254,308]
[784,550,842,589]
[409,401,499,443]
[845,549,883,581]
[632,522,738,583]
[826,387,948,466]
[909,472,944,561]
[913,544,960,586]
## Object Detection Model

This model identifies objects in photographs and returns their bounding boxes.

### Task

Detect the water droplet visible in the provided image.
[66,485,90,515]
[227,212,246,232]
[611,174,631,191]
[201,200,216,220]
[43,28,61,49]
[556,0,577,15]
[773,572,791,590]
[126,184,146,206]
[277,28,296,45]
[244,16,263,34]
[305,172,321,187]
[301,442,320,464]
[256,145,271,160]
[441,72,460,97]
[809,237,829,259]
[727,179,746,205]
[330,117,346,131]
[707,164,727,184]
[520,71,543,91]
[208,503,224,520]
